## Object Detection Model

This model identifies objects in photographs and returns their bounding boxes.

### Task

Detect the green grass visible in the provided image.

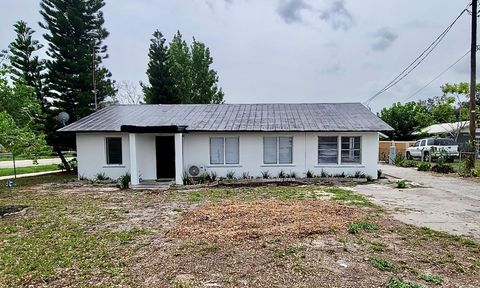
[348,221,377,234]
[0,164,61,177]
[370,256,397,271]
[325,187,373,206]
[419,274,442,285]
[0,173,148,286]
[387,277,425,288]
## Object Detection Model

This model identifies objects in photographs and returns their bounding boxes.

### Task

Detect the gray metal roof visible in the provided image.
[58,103,393,132]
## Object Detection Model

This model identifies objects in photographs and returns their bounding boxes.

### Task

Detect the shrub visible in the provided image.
[416,162,431,171]
[278,170,287,178]
[400,160,417,168]
[288,171,297,178]
[241,172,250,179]
[117,173,131,189]
[197,172,209,183]
[209,171,217,181]
[377,169,384,179]
[95,172,109,181]
[226,171,235,179]
[431,164,454,174]
[396,180,407,189]
[393,154,405,166]
[354,171,366,178]
[306,170,314,178]
[261,170,270,179]
[320,169,329,178]
[182,173,193,185]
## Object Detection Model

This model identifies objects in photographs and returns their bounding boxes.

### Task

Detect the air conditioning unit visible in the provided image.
[187,164,205,177]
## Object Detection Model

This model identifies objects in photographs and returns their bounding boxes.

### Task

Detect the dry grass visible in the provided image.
[170,200,364,241]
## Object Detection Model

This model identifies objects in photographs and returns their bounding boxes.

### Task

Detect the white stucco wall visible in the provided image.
[182,132,380,179]
[75,131,380,181]
[76,133,130,179]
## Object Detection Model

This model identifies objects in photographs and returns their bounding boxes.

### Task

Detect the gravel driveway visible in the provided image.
[355,164,480,239]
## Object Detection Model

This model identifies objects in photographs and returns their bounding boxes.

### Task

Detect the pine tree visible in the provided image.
[141,30,177,104]
[190,38,224,104]
[8,20,45,105]
[168,31,193,103]
[39,0,115,123]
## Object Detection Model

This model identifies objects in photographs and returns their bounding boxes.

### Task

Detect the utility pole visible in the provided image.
[468,0,478,170]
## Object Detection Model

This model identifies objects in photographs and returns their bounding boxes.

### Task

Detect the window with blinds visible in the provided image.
[210,137,239,165]
[318,136,338,164]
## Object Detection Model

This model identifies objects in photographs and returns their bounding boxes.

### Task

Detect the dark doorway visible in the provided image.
[156,136,175,179]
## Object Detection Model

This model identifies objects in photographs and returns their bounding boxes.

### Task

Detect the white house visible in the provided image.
[58,103,392,185]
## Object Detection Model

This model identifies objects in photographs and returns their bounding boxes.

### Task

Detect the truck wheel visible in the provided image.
[406,152,412,160]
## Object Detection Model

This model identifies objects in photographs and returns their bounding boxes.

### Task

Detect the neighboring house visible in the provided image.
[415,121,480,152]
[58,103,392,185]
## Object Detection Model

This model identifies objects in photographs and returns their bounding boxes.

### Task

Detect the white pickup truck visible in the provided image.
[406,138,459,162]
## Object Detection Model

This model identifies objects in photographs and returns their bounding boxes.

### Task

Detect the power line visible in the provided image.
[365,5,470,105]
[403,50,471,102]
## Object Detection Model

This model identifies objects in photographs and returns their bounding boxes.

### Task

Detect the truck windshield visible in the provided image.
[433,139,456,146]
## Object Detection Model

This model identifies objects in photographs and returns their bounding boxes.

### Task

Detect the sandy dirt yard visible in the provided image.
[0,173,479,287]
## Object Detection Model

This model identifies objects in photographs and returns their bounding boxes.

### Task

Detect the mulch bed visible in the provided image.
[169,200,365,241]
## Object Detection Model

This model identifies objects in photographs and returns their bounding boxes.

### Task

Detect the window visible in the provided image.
[341,136,361,164]
[106,137,122,165]
[427,139,434,145]
[318,136,338,164]
[263,136,293,164]
[414,141,420,147]
[210,137,239,165]
[420,140,426,146]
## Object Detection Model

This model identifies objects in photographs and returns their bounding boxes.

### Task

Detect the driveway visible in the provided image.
[355,164,480,239]
[0,158,73,169]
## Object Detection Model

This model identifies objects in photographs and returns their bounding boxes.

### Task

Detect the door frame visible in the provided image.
[155,135,176,180]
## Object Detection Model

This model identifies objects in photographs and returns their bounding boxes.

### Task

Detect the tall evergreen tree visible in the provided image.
[141,30,177,104]
[190,38,224,104]
[39,0,115,123]
[8,20,45,105]
[168,31,193,103]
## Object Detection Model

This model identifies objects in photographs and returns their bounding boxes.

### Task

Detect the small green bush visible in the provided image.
[241,172,250,179]
[182,173,193,185]
[95,172,109,181]
[209,171,217,181]
[400,160,417,168]
[261,170,270,179]
[117,173,131,189]
[306,170,314,178]
[226,171,235,179]
[278,170,287,178]
[354,171,367,178]
[320,169,330,178]
[377,169,384,179]
[393,154,405,166]
[288,171,297,178]
[431,164,454,174]
[416,162,431,171]
[396,180,407,189]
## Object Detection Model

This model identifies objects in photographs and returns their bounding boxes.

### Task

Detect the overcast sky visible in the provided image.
[0,0,475,111]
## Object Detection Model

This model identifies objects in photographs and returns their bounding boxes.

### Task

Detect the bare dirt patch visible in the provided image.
[170,200,365,241]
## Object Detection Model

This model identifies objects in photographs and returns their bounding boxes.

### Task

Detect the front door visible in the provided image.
[156,136,175,179]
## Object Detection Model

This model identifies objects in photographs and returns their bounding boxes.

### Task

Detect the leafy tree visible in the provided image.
[141,30,177,104]
[142,30,224,104]
[0,71,49,159]
[168,31,193,103]
[8,20,45,104]
[190,38,224,104]
[39,0,115,123]
[378,101,433,140]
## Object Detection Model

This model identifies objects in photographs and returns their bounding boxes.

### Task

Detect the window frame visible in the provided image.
[105,137,123,165]
[263,136,294,165]
[209,136,240,165]
[318,136,339,164]
[340,136,362,164]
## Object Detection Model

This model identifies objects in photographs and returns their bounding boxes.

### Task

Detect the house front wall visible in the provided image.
[76,131,380,183]
[183,131,379,179]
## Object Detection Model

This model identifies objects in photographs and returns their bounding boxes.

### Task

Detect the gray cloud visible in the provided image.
[320,63,343,74]
[370,28,398,51]
[277,0,310,24]
[319,0,354,31]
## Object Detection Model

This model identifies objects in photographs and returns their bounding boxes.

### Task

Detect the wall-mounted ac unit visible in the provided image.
[187,164,205,177]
